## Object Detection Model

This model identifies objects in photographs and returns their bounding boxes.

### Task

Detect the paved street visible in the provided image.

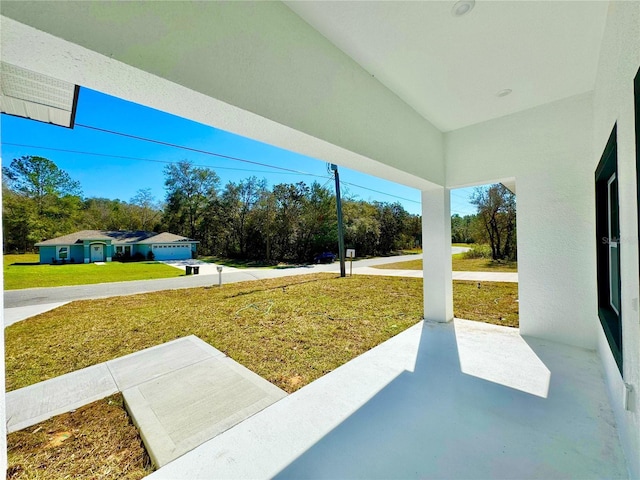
[5,247,512,316]
[3,254,426,309]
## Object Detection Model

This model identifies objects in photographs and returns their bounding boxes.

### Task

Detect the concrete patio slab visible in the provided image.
[6,363,117,433]
[150,319,626,479]
[123,355,287,467]
[106,336,223,390]
[4,301,69,327]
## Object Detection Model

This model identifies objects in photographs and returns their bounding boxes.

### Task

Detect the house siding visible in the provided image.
[38,245,85,264]
[69,245,84,263]
[38,246,56,264]
[136,244,151,258]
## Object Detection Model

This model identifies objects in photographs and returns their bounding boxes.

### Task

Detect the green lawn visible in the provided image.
[5,273,518,393]
[3,254,183,290]
[373,253,517,272]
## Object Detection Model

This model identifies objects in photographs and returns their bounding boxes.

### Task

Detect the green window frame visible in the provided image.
[595,125,622,374]
[635,67,639,273]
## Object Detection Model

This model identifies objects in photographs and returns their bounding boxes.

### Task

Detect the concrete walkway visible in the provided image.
[6,336,286,467]
[353,266,518,282]
[150,319,627,479]
[4,301,69,327]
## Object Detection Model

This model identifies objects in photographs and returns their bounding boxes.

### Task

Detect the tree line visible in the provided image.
[3,156,516,262]
[2,156,421,263]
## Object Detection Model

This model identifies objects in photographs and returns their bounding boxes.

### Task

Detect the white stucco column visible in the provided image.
[422,187,453,322]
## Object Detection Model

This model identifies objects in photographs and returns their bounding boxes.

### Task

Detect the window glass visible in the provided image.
[608,173,621,314]
[595,125,622,374]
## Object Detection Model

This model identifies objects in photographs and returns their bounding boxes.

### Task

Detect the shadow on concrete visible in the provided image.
[272,321,626,479]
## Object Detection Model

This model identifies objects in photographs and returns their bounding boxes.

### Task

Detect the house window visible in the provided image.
[57,246,68,259]
[116,246,123,253]
[595,125,622,374]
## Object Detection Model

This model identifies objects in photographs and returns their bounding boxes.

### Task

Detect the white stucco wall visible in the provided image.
[446,93,597,350]
[0,2,444,190]
[592,2,640,478]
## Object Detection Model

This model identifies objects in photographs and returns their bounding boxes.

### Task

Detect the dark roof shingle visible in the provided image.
[35,230,196,246]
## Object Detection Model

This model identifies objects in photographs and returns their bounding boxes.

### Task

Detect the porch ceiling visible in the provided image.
[0,1,609,188]
[286,1,608,132]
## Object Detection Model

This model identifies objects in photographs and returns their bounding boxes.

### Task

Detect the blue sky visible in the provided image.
[1,87,477,217]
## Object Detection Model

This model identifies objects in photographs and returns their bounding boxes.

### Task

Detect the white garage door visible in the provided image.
[152,244,192,260]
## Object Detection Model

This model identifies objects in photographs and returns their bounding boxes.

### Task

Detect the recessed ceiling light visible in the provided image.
[452,0,475,17]
[497,89,513,97]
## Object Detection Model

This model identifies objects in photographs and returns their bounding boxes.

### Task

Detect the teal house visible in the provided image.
[35,230,198,264]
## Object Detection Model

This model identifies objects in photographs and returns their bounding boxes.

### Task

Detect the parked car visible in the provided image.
[314,251,337,264]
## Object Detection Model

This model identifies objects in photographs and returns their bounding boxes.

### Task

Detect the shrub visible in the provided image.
[147,250,155,261]
[463,244,492,259]
[132,252,145,262]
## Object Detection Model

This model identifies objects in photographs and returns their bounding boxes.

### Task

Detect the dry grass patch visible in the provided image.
[5,274,520,394]
[453,281,519,327]
[6,274,423,393]
[373,254,517,272]
[7,394,152,480]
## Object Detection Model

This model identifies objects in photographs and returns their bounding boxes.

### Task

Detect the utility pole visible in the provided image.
[331,164,346,277]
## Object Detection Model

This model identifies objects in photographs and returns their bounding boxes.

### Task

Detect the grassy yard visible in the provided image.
[5,274,518,392]
[373,253,517,272]
[5,273,517,479]
[7,394,151,480]
[4,254,183,290]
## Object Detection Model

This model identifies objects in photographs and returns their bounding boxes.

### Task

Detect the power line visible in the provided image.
[76,123,425,206]
[6,124,424,206]
[1,143,321,177]
[341,180,420,204]
[75,123,312,176]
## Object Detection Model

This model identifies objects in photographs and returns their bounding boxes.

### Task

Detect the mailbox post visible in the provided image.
[216,265,223,287]
[346,249,355,276]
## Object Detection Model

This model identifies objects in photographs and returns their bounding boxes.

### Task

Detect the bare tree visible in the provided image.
[471,184,516,261]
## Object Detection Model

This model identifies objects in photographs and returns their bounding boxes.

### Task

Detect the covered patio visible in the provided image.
[150,319,626,479]
[1,1,639,477]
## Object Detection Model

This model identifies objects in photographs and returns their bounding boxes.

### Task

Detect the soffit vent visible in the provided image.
[0,62,79,128]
